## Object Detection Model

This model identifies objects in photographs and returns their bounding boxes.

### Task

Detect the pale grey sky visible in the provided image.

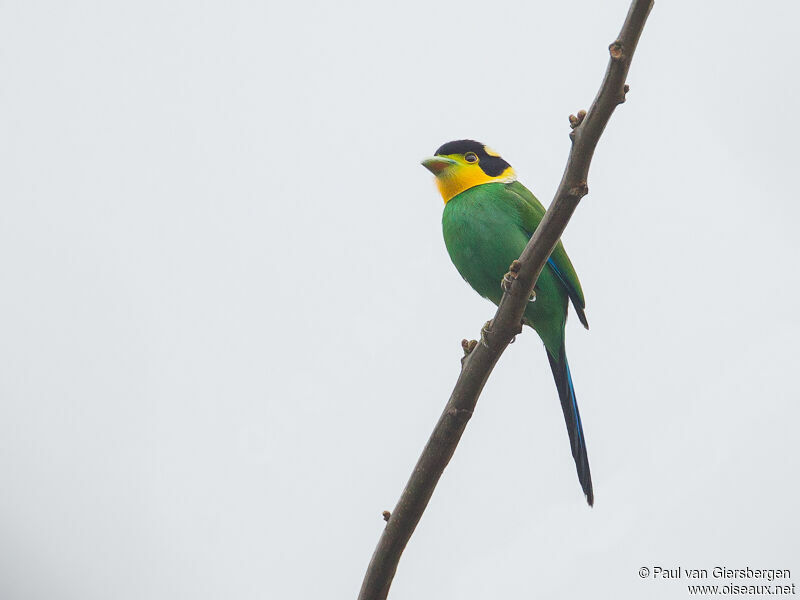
[1,1,798,599]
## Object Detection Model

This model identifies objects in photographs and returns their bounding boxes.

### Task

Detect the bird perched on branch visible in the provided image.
[422,140,593,506]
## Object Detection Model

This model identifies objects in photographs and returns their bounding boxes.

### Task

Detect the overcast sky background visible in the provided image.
[1,1,799,598]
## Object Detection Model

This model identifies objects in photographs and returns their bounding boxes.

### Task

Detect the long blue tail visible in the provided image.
[546,346,594,506]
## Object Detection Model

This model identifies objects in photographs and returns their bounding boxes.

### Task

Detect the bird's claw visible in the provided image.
[501,260,522,294]
[501,273,515,294]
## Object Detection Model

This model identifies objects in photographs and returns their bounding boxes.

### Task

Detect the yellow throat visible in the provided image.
[422,142,518,203]
[433,155,516,203]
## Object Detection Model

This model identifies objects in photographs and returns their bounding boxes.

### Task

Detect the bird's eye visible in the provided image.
[464,152,478,163]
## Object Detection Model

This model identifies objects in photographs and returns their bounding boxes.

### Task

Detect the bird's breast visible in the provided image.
[441,185,530,304]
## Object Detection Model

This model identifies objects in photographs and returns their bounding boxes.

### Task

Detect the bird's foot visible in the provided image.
[501,260,522,294]
[480,319,494,348]
[460,338,478,365]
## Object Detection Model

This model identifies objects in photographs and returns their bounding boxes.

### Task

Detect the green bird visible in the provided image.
[422,139,593,506]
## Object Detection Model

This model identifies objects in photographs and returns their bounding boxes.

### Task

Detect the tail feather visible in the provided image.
[546,347,594,506]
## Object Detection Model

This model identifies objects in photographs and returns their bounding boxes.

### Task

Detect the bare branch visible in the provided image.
[357,2,654,598]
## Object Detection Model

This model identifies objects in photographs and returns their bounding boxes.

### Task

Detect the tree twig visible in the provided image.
[357,2,654,598]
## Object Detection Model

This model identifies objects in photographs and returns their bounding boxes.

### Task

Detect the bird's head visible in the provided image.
[421,139,516,203]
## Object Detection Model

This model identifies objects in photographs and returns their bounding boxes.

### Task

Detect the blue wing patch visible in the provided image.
[547,257,589,329]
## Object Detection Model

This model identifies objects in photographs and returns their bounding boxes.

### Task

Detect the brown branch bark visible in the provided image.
[357,2,654,598]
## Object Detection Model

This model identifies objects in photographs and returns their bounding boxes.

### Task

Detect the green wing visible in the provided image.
[506,181,589,329]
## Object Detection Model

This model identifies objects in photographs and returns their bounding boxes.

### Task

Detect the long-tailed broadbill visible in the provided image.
[422,139,594,506]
